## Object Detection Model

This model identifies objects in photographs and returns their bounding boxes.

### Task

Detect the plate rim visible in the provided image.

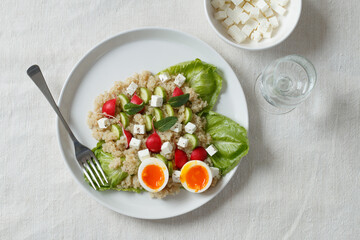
[56,27,249,219]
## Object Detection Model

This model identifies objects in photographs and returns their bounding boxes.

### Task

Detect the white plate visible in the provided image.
[57,27,249,219]
[204,0,302,50]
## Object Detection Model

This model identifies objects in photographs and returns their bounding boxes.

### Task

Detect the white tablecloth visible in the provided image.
[1,0,359,239]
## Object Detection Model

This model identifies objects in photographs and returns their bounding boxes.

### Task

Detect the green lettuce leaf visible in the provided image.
[85,141,141,191]
[159,59,223,114]
[93,147,128,188]
[96,186,144,193]
[205,111,249,175]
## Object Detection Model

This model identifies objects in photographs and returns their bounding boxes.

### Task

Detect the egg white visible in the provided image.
[180,160,213,193]
[138,157,169,193]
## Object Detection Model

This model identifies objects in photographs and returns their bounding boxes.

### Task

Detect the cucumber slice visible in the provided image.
[139,87,151,104]
[164,104,175,117]
[154,86,167,101]
[167,161,173,176]
[184,107,193,124]
[155,154,167,164]
[184,133,199,150]
[111,124,122,139]
[153,108,164,121]
[118,94,130,111]
[144,114,153,132]
[119,112,129,128]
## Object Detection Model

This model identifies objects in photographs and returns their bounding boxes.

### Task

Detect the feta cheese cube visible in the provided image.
[218,0,225,7]
[138,149,150,161]
[256,0,269,12]
[161,142,173,155]
[210,167,220,178]
[225,8,234,21]
[262,27,273,39]
[222,17,235,28]
[263,7,274,17]
[211,0,221,9]
[211,0,225,8]
[170,122,182,133]
[159,72,171,83]
[228,25,247,43]
[97,118,110,129]
[228,7,243,24]
[177,137,189,148]
[219,3,230,11]
[255,12,266,21]
[239,11,250,24]
[150,95,163,107]
[241,19,259,37]
[251,30,263,42]
[172,170,181,183]
[275,0,289,7]
[242,24,253,37]
[126,82,138,96]
[133,124,145,135]
[249,8,260,19]
[242,2,254,13]
[206,144,218,156]
[246,19,259,29]
[258,19,271,33]
[184,122,197,134]
[214,11,227,20]
[174,74,186,87]
[129,138,141,149]
[268,16,279,28]
[231,0,244,6]
[270,2,286,15]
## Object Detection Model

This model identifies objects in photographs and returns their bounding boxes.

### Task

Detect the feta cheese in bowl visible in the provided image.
[204,0,302,50]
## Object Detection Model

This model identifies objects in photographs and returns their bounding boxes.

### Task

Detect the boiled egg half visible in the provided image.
[138,157,169,193]
[180,160,213,193]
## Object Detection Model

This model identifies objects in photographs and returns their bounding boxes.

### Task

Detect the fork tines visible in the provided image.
[82,156,108,190]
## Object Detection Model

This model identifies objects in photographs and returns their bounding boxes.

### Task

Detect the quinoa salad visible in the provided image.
[86,59,249,198]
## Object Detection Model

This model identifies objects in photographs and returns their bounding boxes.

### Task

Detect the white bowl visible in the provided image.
[204,0,302,50]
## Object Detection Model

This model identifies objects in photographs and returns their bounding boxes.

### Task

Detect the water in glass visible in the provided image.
[255,55,317,114]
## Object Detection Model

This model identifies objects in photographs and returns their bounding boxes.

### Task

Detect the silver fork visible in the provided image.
[27,65,108,190]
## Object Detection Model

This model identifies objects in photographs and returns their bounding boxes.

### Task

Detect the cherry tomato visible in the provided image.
[131,94,145,113]
[172,87,184,97]
[175,149,188,169]
[190,147,208,161]
[102,99,116,118]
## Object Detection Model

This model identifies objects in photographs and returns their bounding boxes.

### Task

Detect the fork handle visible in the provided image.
[27,65,78,143]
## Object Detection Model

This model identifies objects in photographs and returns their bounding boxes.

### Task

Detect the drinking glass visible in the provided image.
[254,55,317,114]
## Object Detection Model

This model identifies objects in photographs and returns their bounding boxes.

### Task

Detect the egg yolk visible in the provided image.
[184,165,209,192]
[141,165,165,190]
